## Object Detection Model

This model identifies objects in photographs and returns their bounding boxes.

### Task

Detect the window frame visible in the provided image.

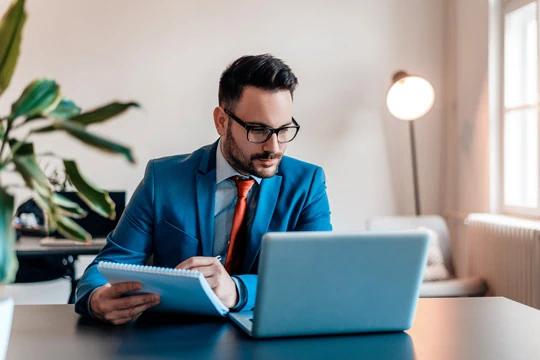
[500,0,540,217]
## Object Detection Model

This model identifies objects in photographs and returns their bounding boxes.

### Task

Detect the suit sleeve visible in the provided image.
[234,166,333,312]
[295,166,332,232]
[74,161,156,318]
[233,274,258,312]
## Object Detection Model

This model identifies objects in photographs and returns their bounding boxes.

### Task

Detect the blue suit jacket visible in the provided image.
[75,140,332,316]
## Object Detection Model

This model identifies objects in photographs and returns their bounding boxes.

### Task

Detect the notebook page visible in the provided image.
[97,262,229,317]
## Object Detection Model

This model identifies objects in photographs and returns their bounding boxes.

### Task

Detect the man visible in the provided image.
[75,54,332,324]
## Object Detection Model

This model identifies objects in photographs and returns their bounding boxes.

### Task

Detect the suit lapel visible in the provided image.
[195,141,218,256]
[243,174,282,272]
[196,171,216,256]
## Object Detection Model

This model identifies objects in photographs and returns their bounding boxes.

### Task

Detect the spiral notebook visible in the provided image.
[97,261,229,317]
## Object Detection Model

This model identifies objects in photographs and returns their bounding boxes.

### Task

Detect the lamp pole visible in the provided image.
[387,71,434,216]
[409,120,420,216]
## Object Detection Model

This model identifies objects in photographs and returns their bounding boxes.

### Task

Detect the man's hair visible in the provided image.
[218,54,299,111]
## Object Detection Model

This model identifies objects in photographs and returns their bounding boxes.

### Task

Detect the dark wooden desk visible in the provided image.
[15,237,104,257]
[15,237,105,303]
[6,297,540,359]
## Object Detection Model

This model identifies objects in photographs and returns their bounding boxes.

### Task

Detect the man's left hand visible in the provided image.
[175,257,238,308]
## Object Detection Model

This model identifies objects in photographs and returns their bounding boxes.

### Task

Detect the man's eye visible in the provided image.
[251,128,269,136]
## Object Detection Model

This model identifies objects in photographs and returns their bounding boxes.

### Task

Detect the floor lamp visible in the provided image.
[386,71,435,216]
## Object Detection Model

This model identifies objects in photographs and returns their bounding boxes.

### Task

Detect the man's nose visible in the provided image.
[262,133,280,153]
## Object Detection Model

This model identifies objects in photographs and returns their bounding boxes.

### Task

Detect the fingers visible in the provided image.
[176,256,219,270]
[195,265,230,291]
[103,299,160,325]
[93,290,160,325]
[205,275,219,289]
[109,293,160,311]
[205,273,238,308]
[107,282,143,298]
[108,317,133,326]
[190,265,216,278]
[188,258,227,280]
[175,256,228,291]
[91,282,160,325]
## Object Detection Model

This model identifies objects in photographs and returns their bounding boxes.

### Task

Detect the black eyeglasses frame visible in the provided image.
[223,109,300,144]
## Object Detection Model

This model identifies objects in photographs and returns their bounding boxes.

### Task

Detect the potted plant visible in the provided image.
[0,0,140,287]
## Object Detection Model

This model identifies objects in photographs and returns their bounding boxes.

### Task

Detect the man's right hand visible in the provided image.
[89,282,160,325]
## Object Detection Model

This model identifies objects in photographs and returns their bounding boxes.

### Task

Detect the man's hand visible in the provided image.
[90,282,160,325]
[176,257,238,308]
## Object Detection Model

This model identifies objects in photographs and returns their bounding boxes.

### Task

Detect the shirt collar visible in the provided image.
[216,138,262,185]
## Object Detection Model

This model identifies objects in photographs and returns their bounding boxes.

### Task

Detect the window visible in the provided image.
[502,0,539,215]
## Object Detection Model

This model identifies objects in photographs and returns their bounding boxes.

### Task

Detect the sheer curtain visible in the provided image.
[442,0,491,277]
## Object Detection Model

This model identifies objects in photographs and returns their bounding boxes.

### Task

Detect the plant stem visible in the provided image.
[0,132,31,170]
[36,151,61,159]
[0,117,6,186]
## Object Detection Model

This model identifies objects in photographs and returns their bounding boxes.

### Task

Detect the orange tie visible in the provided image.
[225,176,255,274]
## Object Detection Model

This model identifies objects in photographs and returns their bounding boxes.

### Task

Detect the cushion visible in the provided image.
[419,276,488,297]
[419,227,450,282]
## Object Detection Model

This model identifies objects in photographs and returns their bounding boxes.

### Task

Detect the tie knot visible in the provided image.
[232,176,255,197]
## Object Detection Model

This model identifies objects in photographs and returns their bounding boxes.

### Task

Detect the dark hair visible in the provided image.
[218,54,299,110]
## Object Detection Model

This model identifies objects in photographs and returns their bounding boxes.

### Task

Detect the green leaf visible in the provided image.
[30,101,140,133]
[10,141,51,191]
[0,0,26,97]
[29,123,55,133]
[8,137,29,156]
[10,78,61,121]
[8,140,58,232]
[22,97,79,124]
[49,98,81,119]
[55,214,90,242]
[4,140,93,243]
[64,159,116,219]
[9,138,33,156]
[0,187,18,283]
[52,192,87,219]
[69,101,140,126]
[33,120,135,163]
[32,189,57,233]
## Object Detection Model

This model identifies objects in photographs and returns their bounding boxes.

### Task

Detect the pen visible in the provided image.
[215,255,222,262]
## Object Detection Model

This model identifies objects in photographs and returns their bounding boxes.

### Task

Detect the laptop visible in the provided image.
[229,230,430,338]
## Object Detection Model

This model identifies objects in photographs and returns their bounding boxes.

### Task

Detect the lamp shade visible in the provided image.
[386,73,435,121]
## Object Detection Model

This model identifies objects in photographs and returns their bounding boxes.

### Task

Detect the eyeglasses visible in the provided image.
[224,109,300,144]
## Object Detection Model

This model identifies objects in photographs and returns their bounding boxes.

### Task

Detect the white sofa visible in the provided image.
[366,215,487,297]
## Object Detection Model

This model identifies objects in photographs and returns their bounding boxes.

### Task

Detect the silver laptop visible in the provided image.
[229,230,430,338]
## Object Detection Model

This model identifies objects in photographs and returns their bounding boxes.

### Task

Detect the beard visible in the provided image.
[222,123,283,178]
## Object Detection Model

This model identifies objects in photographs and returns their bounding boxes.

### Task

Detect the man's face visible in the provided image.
[214,86,294,178]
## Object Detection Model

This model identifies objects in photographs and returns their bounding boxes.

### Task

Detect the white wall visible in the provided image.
[444,0,490,215]
[0,0,445,230]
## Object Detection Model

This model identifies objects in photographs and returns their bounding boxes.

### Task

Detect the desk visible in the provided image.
[15,237,105,302]
[6,297,540,359]
[15,236,105,257]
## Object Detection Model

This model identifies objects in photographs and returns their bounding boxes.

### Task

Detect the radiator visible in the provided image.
[466,213,540,309]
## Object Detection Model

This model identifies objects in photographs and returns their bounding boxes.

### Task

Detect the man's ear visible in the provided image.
[213,106,228,136]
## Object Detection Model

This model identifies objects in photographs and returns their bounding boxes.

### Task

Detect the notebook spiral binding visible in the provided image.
[97,261,201,278]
